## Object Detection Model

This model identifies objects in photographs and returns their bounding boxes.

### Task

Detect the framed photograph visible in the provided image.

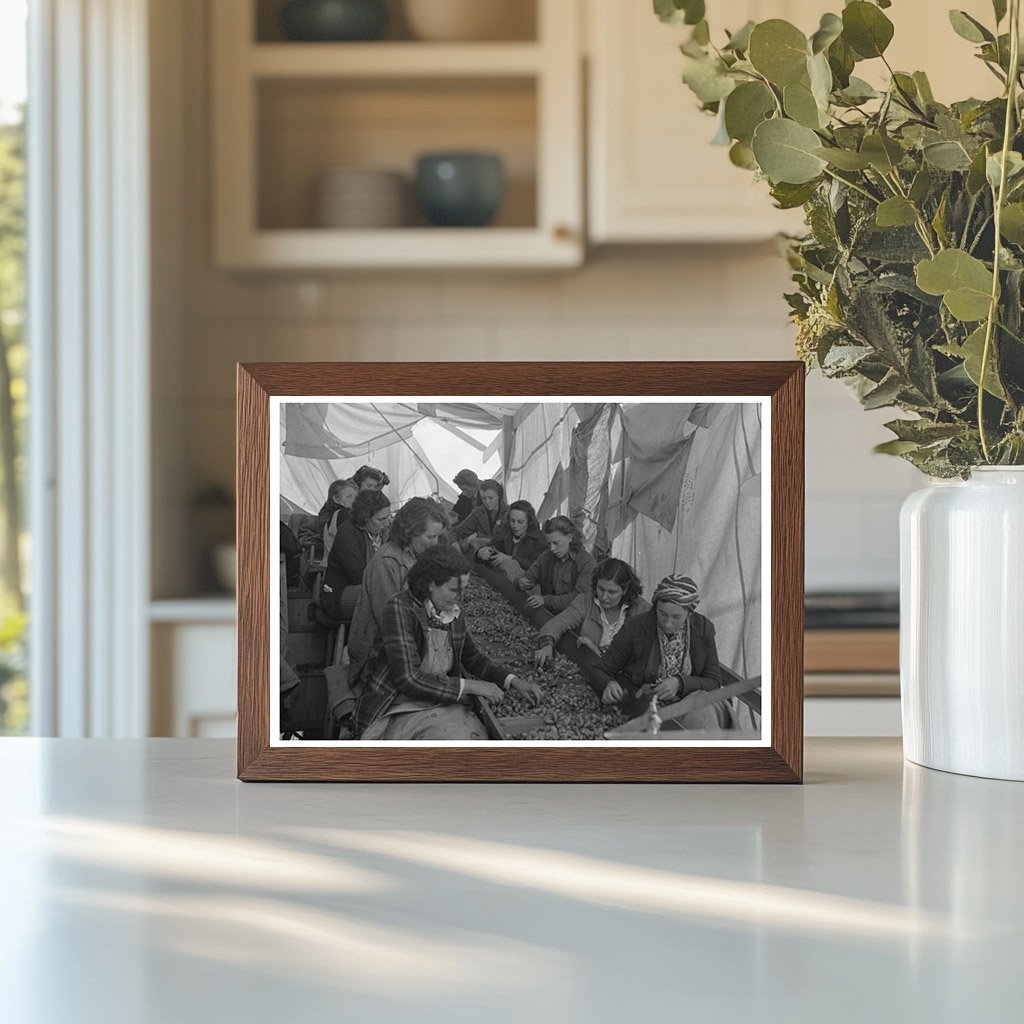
[238,362,803,782]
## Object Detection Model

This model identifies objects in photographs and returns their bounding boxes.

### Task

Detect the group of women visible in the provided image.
[292,467,726,740]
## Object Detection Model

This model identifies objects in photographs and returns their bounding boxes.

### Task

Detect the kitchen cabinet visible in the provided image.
[211,0,583,269]
[587,0,999,244]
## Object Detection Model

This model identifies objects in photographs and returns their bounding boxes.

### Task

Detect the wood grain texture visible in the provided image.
[236,361,805,783]
[804,629,899,674]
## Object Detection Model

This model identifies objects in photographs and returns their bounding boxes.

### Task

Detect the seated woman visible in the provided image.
[353,465,389,492]
[515,516,597,624]
[588,574,726,729]
[300,477,357,559]
[346,496,449,678]
[452,478,507,554]
[475,500,547,583]
[534,557,650,673]
[451,469,481,525]
[355,546,542,740]
[319,489,392,624]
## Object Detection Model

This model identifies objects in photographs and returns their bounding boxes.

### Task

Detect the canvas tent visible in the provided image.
[281,400,762,677]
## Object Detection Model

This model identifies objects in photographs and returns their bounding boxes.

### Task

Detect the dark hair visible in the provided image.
[407,546,470,601]
[453,468,479,488]
[508,500,539,533]
[391,496,448,549]
[353,465,389,488]
[591,557,643,606]
[543,515,584,552]
[350,489,391,528]
[479,478,505,502]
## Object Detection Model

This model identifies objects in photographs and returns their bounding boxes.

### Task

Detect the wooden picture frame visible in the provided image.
[238,362,804,782]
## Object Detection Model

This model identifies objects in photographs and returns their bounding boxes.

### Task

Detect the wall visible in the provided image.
[154,0,920,599]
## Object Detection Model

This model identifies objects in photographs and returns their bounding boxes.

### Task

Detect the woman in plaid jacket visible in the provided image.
[355,547,541,740]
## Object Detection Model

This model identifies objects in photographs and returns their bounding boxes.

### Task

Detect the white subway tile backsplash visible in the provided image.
[182,249,914,590]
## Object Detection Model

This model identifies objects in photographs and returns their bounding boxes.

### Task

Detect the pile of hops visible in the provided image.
[460,575,628,741]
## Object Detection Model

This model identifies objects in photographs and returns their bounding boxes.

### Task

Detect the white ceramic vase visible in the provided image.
[900,467,1024,781]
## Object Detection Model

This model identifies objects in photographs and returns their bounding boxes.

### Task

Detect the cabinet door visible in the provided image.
[587,0,810,242]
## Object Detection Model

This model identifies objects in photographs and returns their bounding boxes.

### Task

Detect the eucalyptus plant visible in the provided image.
[657,0,1024,475]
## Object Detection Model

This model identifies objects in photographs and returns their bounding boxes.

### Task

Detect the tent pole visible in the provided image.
[370,403,441,498]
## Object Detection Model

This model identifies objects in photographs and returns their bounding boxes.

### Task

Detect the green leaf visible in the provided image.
[986,150,1024,191]
[876,197,918,228]
[724,20,755,53]
[807,52,833,110]
[967,144,991,194]
[862,374,903,409]
[948,10,994,44]
[682,57,736,104]
[922,140,972,171]
[938,325,1006,398]
[932,190,950,247]
[784,80,824,129]
[842,1,895,59]
[723,81,775,144]
[884,418,963,443]
[909,165,933,205]
[860,133,904,173]
[813,146,872,170]
[770,180,820,209]
[692,19,710,45]
[751,118,828,184]
[915,249,994,322]
[1000,203,1024,245]
[993,0,1008,24]
[653,0,705,26]
[874,439,922,455]
[827,36,856,89]
[748,20,809,87]
[913,71,935,104]
[810,12,843,54]
[729,140,757,169]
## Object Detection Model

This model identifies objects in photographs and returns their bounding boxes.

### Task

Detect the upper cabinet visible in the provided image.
[587,0,815,243]
[586,0,1000,245]
[211,0,584,269]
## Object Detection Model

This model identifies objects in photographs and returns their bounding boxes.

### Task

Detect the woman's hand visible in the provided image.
[509,676,543,706]
[576,636,602,656]
[602,681,624,705]
[515,575,533,591]
[464,679,505,703]
[654,676,681,701]
[476,546,495,562]
[534,644,553,669]
[525,594,546,609]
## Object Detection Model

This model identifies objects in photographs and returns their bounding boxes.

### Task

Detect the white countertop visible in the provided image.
[1,738,1020,1023]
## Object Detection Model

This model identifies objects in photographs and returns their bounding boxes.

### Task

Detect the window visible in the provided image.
[0,0,28,734]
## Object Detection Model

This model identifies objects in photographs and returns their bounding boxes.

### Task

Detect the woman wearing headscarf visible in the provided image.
[474,499,547,582]
[588,574,726,729]
[355,546,542,740]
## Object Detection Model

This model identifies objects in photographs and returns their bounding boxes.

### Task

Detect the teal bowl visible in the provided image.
[415,153,505,228]
[281,0,388,42]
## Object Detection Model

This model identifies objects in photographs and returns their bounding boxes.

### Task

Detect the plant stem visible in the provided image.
[978,0,1021,462]
[822,167,880,205]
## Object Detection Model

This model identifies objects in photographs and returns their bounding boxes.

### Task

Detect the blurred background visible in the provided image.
[0,0,998,739]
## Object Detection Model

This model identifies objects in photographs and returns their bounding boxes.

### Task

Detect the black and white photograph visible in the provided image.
[272,397,768,746]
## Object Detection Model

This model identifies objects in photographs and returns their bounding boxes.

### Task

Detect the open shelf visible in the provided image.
[213,0,582,268]
[254,0,539,45]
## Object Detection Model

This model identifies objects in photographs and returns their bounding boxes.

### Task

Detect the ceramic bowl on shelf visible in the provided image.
[403,0,535,42]
[280,0,388,42]
[315,167,407,229]
[414,152,504,227]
